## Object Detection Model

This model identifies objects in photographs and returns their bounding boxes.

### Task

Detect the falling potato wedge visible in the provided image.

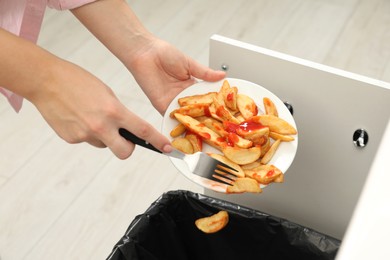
[237,94,258,119]
[172,137,194,154]
[222,146,261,165]
[208,153,245,177]
[195,210,229,234]
[178,92,217,106]
[226,177,262,194]
[252,115,297,135]
[244,164,283,185]
[263,97,278,117]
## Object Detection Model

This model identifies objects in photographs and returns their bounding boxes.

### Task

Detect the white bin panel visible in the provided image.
[206,35,390,239]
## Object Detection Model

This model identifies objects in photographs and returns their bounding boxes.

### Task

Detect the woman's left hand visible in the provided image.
[126,38,226,114]
[72,1,225,115]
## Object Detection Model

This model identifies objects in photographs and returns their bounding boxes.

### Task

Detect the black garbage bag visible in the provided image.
[107,190,340,260]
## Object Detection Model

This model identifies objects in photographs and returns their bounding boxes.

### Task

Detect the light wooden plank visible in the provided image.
[0,100,10,114]
[218,0,304,48]
[382,60,390,83]
[0,97,169,260]
[323,0,390,81]
[93,174,202,259]
[37,9,92,60]
[270,0,359,63]
[0,101,54,178]
[25,141,200,259]
[129,0,188,34]
[155,0,245,59]
[0,137,112,259]
[0,175,7,188]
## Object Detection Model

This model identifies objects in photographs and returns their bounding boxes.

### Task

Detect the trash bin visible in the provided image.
[107,190,340,260]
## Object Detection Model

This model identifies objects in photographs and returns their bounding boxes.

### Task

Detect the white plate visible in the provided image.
[162,78,298,193]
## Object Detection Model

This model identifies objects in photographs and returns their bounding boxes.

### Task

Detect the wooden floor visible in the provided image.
[1,0,389,259]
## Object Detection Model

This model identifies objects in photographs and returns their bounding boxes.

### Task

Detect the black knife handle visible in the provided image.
[119,128,162,154]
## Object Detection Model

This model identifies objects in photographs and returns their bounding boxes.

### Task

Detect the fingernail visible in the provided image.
[162,144,173,153]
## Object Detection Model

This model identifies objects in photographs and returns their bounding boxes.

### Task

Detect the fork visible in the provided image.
[119,128,237,186]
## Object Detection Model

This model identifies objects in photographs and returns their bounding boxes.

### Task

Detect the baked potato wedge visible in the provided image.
[195,210,229,234]
[174,113,226,149]
[178,92,216,106]
[263,97,278,117]
[185,132,203,152]
[170,123,187,138]
[172,137,194,154]
[261,139,281,164]
[244,164,283,185]
[169,103,210,118]
[252,115,297,135]
[222,146,261,165]
[226,177,262,194]
[237,94,258,119]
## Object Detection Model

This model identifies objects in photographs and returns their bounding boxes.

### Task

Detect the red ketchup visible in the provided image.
[223,119,264,134]
[266,169,275,177]
[222,119,264,146]
[201,132,211,140]
[203,106,211,117]
[227,93,234,101]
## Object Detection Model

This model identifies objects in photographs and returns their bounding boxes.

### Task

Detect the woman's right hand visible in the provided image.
[0,28,172,159]
[30,59,173,159]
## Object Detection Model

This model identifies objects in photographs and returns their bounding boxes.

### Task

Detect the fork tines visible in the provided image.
[213,165,237,186]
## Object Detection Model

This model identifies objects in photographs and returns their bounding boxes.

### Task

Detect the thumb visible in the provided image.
[107,133,136,160]
[188,58,226,82]
[107,112,172,159]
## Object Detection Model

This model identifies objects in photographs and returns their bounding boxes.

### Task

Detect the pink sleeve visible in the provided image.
[0,0,44,112]
[1,0,98,112]
[47,0,98,10]
[0,87,23,112]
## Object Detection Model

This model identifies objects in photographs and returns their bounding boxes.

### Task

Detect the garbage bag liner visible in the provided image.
[107,190,340,260]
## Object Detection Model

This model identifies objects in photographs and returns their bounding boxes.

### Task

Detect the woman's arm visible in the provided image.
[71,0,225,113]
[0,28,56,100]
[0,28,172,158]
[71,0,153,66]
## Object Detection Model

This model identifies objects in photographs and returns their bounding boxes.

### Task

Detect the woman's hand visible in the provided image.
[0,28,172,159]
[2,1,224,160]
[30,59,173,159]
[126,38,225,114]
[71,1,225,115]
